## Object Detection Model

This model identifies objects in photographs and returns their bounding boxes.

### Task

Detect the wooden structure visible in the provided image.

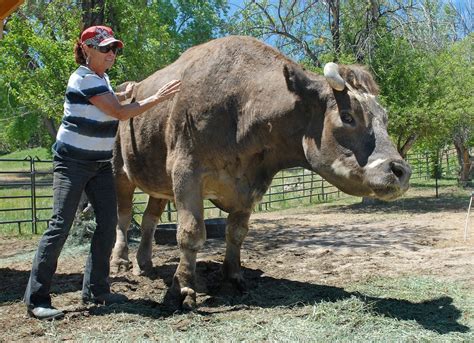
[0,0,24,20]
[0,0,24,39]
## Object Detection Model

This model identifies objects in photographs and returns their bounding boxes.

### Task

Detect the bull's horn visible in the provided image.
[324,62,345,91]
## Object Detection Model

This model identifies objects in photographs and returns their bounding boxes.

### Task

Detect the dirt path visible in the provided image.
[0,187,472,340]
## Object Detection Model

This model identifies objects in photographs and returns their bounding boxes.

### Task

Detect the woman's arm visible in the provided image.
[90,80,181,121]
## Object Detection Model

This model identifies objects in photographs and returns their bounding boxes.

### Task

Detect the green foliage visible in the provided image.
[172,0,229,49]
[371,36,432,143]
[0,1,80,150]
[106,0,178,83]
[371,32,473,151]
[0,0,230,152]
[430,34,474,149]
[103,0,229,83]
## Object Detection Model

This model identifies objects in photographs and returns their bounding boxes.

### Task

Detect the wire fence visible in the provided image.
[0,148,463,235]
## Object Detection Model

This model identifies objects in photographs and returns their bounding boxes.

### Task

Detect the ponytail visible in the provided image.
[74,39,87,65]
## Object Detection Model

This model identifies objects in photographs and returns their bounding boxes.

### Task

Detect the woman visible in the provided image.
[24,25,181,320]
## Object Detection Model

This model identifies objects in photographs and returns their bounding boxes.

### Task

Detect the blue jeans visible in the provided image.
[24,156,118,308]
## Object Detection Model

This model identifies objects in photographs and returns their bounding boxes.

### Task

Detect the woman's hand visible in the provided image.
[154,80,181,102]
[90,79,182,121]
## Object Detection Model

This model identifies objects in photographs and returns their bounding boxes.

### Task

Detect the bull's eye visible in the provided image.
[340,112,354,125]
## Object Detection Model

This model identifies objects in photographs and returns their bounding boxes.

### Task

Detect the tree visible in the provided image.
[230,0,471,177]
[228,0,328,67]
[431,35,473,184]
[370,34,433,157]
[0,1,81,150]
[0,0,230,151]
[369,1,471,157]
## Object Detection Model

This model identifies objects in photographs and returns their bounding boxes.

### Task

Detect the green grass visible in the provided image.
[0,148,54,235]
[0,186,52,235]
[0,147,52,172]
[0,147,51,160]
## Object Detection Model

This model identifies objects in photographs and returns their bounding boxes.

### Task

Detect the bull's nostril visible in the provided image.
[391,161,405,179]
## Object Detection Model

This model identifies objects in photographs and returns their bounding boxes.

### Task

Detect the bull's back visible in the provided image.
[116,36,298,198]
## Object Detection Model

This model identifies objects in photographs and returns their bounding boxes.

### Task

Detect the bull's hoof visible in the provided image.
[180,287,197,311]
[231,276,248,294]
[110,258,132,273]
[222,271,248,294]
[132,260,153,276]
[221,276,248,296]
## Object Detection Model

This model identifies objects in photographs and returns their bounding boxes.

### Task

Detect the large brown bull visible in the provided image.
[111,36,411,309]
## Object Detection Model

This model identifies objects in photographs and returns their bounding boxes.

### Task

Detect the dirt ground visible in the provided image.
[0,187,473,340]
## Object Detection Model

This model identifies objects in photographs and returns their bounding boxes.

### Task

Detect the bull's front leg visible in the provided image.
[133,197,167,275]
[222,211,251,292]
[172,171,206,310]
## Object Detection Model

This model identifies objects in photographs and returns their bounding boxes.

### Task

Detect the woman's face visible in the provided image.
[83,44,118,73]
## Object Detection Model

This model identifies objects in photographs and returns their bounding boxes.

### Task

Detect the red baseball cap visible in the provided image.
[80,25,123,48]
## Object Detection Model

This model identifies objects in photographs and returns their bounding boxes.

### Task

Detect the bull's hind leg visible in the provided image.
[111,173,136,272]
[222,211,251,292]
[133,197,167,276]
[172,169,206,310]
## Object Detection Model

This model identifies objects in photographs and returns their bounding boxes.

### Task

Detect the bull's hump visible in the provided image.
[138,35,296,94]
[181,35,294,66]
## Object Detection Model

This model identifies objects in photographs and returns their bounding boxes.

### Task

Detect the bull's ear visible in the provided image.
[283,64,316,96]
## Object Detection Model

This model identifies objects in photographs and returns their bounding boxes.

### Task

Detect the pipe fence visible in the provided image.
[0,148,463,234]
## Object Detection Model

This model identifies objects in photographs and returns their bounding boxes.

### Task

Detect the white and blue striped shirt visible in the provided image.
[53,65,118,161]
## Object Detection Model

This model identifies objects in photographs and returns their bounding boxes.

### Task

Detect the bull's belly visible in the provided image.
[202,173,256,212]
[145,178,254,213]
[123,160,258,212]
[144,190,220,201]
[122,162,173,199]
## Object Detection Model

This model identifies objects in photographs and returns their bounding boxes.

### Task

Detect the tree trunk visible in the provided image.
[398,133,418,159]
[328,0,341,59]
[81,0,105,28]
[42,116,57,139]
[453,139,472,186]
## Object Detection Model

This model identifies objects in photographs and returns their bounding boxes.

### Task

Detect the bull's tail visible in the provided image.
[112,127,124,176]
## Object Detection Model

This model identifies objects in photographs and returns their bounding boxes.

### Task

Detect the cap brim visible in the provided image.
[98,37,124,48]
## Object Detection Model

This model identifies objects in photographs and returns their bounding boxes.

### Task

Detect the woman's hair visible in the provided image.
[74,39,87,65]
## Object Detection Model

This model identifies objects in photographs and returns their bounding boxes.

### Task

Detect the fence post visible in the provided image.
[435,150,440,198]
[321,179,326,201]
[425,152,430,180]
[166,201,172,222]
[268,185,272,210]
[417,152,421,178]
[445,149,450,175]
[29,156,37,234]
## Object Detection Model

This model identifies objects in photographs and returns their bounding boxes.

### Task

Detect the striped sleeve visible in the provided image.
[80,73,111,98]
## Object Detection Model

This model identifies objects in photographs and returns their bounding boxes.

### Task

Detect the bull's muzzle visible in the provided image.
[389,160,411,187]
[365,158,412,200]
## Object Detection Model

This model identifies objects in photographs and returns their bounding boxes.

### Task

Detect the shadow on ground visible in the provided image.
[328,194,469,214]
[0,268,134,303]
[3,261,461,335]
